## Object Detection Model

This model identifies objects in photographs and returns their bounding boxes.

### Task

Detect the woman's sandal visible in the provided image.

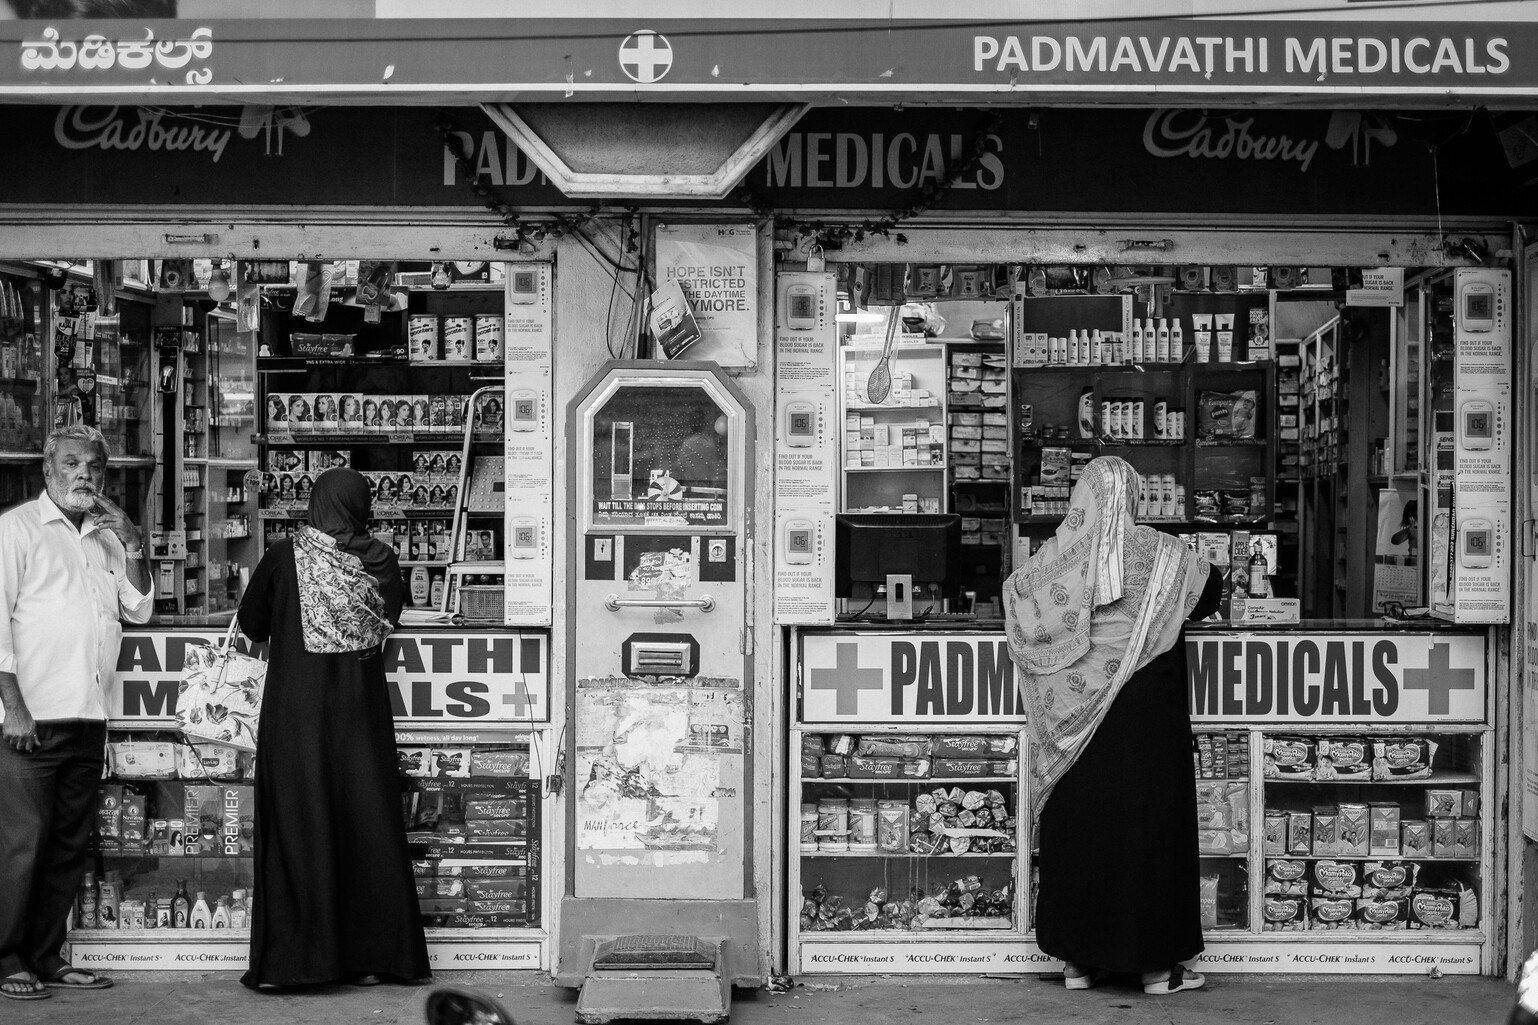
[1063,963,1108,990]
[1142,965,1206,995]
[1,971,52,1000]
[43,966,113,990]
[349,974,382,987]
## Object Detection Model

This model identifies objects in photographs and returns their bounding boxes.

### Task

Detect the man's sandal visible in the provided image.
[0,971,50,1000]
[42,966,113,990]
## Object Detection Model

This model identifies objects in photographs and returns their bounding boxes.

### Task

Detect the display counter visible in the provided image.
[66,624,553,973]
[789,622,1493,976]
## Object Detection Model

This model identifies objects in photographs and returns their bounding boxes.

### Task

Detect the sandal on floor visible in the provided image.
[1143,965,1206,995]
[0,972,50,1001]
[43,966,113,990]
[349,974,382,987]
[1063,963,1107,990]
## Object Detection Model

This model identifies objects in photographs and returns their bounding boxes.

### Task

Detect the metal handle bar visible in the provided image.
[604,594,716,613]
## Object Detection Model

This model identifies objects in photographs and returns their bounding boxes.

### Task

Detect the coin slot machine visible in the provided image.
[559,361,760,1019]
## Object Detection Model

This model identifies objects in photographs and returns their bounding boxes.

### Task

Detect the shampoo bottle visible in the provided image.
[212,896,230,929]
[1129,320,1144,363]
[190,891,211,929]
[1171,318,1185,361]
[1156,319,1171,362]
[410,566,430,607]
[172,881,191,928]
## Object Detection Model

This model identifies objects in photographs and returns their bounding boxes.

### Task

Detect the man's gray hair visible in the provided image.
[43,424,110,464]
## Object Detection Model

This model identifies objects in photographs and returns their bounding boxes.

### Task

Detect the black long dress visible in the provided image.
[1034,565,1223,974]
[237,539,430,988]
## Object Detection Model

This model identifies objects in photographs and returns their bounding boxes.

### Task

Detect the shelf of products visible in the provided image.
[1009,293,1280,622]
[257,279,509,614]
[77,730,256,934]
[838,341,949,514]
[399,742,540,930]
[795,730,1023,936]
[1257,731,1484,933]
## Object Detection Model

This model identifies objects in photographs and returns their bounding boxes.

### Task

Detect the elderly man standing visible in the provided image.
[0,425,151,1001]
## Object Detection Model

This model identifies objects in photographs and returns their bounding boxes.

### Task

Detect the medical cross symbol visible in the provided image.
[1402,642,1477,716]
[501,682,537,718]
[619,30,673,84]
[808,643,884,716]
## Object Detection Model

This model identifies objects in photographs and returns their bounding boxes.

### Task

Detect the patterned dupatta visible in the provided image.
[1003,457,1209,816]
[292,524,392,654]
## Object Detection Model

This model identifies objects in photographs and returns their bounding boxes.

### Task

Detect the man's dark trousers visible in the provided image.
[0,721,105,980]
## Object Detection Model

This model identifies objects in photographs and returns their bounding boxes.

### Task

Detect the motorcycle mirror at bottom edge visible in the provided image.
[426,985,516,1025]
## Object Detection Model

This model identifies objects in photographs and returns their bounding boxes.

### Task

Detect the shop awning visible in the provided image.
[2,1,1536,109]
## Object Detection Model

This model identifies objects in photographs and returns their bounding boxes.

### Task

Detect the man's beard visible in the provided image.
[50,481,97,512]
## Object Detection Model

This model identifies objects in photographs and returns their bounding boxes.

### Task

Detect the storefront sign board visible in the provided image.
[653,222,759,369]
[799,631,1485,725]
[795,937,1480,975]
[773,271,838,625]
[2,17,1536,101]
[0,105,1529,220]
[503,263,555,627]
[110,629,550,725]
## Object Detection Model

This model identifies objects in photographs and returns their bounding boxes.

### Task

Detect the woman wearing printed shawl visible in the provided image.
[1005,457,1221,995]
[237,469,430,990]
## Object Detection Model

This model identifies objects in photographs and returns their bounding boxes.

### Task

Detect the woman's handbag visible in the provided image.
[177,617,265,752]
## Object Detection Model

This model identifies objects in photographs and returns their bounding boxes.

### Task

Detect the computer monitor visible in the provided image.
[835,513,961,618]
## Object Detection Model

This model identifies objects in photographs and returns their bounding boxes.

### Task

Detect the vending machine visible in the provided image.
[560,362,759,1022]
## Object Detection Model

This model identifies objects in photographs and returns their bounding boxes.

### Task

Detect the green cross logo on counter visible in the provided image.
[808,643,884,715]
[1402,642,1477,716]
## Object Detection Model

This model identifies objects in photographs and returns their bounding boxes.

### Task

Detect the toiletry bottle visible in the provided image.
[1156,318,1171,362]
[78,873,99,929]
[429,573,445,609]
[1128,320,1144,363]
[1142,319,1156,362]
[190,891,211,929]
[1171,318,1185,362]
[410,566,430,607]
[1090,329,1103,365]
[212,896,231,930]
[1066,330,1079,365]
[98,871,122,927]
[172,881,191,928]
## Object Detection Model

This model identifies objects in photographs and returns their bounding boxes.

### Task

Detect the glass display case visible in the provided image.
[792,627,1492,976]
[794,728,1023,938]
[400,739,542,930]
[75,729,256,957]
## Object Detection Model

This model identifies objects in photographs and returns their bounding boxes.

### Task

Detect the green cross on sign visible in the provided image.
[808,643,884,716]
[501,682,536,717]
[1402,642,1476,716]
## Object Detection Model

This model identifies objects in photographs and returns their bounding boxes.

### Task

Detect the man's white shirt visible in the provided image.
[0,492,152,722]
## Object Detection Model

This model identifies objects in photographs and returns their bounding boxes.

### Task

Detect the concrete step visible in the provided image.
[577,968,730,1025]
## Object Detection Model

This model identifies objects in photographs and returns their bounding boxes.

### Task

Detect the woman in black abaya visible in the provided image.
[1005,457,1220,996]
[238,468,429,990]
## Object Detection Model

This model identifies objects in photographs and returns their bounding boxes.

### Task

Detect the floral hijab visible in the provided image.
[1003,457,1209,816]
[293,469,394,654]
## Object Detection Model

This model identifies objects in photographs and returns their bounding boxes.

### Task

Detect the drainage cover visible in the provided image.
[592,935,716,970]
